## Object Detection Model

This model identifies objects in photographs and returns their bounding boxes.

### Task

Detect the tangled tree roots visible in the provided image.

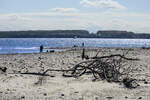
[29,50,140,88]
[63,54,139,83]
[39,53,140,88]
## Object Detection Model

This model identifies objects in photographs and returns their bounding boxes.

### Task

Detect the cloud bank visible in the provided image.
[50,8,79,13]
[80,0,126,10]
[0,11,150,33]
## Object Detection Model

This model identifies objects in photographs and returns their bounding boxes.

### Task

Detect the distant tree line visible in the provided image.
[0,30,150,39]
[0,30,96,38]
[97,30,150,39]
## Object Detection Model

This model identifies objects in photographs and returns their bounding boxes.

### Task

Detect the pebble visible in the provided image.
[61,94,64,96]
[43,93,47,96]
[125,96,128,99]
[50,75,55,77]
[138,97,142,99]
[74,91,79,93]
[144,81,148,84]
[106,96,114,99]
[21,96,25,99]
[95,97,99,100]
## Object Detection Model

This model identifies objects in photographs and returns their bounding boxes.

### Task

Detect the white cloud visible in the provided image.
[0,11,150,33]
[50,8,79,13]
[80,0,126,10]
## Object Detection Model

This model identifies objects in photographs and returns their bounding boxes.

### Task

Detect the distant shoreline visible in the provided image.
[0,30,150,39]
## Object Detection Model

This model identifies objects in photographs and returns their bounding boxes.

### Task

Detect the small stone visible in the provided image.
[106,96,114,99]
[20,75,23,77]
[6,89,10,91]
[138,97,142,99]
[95,97,99,100]
[144,81,148,84]
[21,96,25,99]
[61,94,64,96]
[125,96,128,99]
[43,93,47,96]
[50,75,55,77]
[92,78,97,82]
[74,91,79,93]
[18,71,21,73]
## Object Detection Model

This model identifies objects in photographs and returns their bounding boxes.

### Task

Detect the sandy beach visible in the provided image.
[0,48,150,100]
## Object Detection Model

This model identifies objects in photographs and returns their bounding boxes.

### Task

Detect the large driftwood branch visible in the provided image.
[20,72,49,76]
[20,69,74,76]
[21,50,140,88]
[42,69,74,75]
[20,54,139,80]
[91,54,140,61]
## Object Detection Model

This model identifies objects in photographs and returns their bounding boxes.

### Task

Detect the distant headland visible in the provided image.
[0,30,150,39]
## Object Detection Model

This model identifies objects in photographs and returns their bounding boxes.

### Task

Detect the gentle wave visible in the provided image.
[14,47,39,50]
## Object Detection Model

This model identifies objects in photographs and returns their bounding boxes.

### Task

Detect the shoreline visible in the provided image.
[0,47,146,55]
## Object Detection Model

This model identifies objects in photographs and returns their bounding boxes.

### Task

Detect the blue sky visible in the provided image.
[0,0,150,33]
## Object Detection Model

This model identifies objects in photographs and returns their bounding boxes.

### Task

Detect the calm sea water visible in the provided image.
[0,38,150,54]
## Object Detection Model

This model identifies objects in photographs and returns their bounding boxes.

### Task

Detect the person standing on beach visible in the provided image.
[82,42,84,47]
[40,45,43,52]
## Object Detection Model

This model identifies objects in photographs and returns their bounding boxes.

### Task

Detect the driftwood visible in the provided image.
[34,54,139,77]
[123,78,140,88]
[29,49,140,88]
[20,69,74,76]
[38,53,139,84]
[82,48,85,60]
[90,54,139,61]
[20,72,50,76]
[62,53,140,88]
[0,67,7,72]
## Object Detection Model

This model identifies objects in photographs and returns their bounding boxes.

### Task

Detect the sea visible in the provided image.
[0,38,150,54]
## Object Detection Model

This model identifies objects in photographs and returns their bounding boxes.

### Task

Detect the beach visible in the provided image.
[0,48,150,100]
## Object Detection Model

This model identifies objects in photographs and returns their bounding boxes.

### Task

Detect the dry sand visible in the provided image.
[0,48,150,100]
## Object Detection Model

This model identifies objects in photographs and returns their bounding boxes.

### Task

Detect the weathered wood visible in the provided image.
[20,50,140,88]
[0,67,7,72]
[91,54,140,61]
[20,72,49,76]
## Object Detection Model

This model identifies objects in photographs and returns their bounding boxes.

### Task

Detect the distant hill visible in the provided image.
[97,30,150,39]
[0,30,94,38]
[0,30,150,38]
[97,31,135,38]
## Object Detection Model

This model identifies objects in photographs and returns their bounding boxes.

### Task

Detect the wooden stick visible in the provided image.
[91,54,140,61]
